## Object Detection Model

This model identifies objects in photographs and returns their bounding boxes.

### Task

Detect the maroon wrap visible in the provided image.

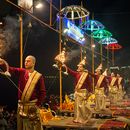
[9,67,46,106]
[67,67,93,93]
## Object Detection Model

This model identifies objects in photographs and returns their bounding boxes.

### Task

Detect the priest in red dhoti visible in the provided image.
[92,65,109,111]
[64,57,93,124]
[0,56,46,130]
[117,73,125,101]
[108,72,119,104]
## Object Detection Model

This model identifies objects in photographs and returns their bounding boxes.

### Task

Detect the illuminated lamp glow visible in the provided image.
[66,20,84,40]
[63,29,68,34]
[92,29,112,39]
[35,3,43,9]
[91,44,96,48]
[81,37,85,41]
[60,17,86,45]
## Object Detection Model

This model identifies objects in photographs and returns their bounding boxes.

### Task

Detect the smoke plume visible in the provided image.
[0,16,19,57]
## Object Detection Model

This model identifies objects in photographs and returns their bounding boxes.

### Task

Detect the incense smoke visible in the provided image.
[0,16,19,57]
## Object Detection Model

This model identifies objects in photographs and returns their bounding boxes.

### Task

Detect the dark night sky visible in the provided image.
[0,0,129,64]
[0,0,130,108]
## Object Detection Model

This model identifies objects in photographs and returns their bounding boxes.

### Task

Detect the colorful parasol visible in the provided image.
[99,37,118,45]
[57,5,90,20]
[79,20,105,32]
[92,29,112,39]
[99,37,118,68]
[92,29,112,65]
[105,43,122,50]
[105,43,122,66]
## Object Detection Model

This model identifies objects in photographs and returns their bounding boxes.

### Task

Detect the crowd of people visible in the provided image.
[0,106,17,130]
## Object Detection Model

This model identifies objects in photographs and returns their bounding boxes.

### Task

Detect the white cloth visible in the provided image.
[73,89,92,123]
[94,87,106,111]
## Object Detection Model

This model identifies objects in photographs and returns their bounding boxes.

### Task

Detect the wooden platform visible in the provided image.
[42,99,130,129]
[42,116,128,130]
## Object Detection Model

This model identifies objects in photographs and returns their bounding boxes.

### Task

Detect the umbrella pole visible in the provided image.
[50,0,52,26]
[112,49,114,66]
[107,47,109,69]
[100,43,103,65]
[91,13,95,92]
[91,38,95,92]
[59,0,62,110]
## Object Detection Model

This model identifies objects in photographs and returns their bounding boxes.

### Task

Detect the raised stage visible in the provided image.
[41,99,130,130]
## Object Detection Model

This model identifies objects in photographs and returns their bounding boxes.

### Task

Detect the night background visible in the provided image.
[0,0,130,109]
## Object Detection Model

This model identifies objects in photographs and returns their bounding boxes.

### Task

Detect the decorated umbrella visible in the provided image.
[92,29,112,39]
[57,5,90,25]
[99,37,118,45]
[79,19,105,32]
[105,43,122,66]
[92,29,112,64]
[99,37,118,68]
